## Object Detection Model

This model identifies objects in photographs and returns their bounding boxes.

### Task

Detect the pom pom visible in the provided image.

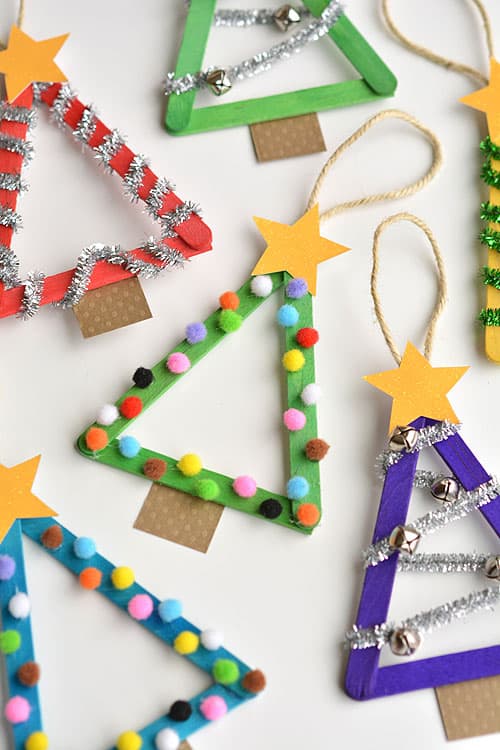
[283,408,306,431]
[0,630,21,654]
[143,458,167,480]
[242,669,267,694]
[96,404,119,426]
[186,322,207,345]
[259,499,283,519]
[287,476,310,500]
[296,503,321,527]
[155,728,180,750]
[232,475,257,498]
[116,731,143,750]
[195,479,220,501]
[133,367,154,389]
[286,277,308,299]
[118,435,141,459]
[199,695,227,721]
[128,594,154,621]
[301,383,321,406]
[169,700,192,722]
[213,658,240,685]
[120,396,143,419]
[0,554,16,580]
[5,696,30,724]
[8,592,30,620]
[166,352,191,374]
[79,567,102,590]
[177,453,202,477]
[173,631,199,655]
[277,304,299,327]
[111,566,135,590]
[25,731,49,750]
[73,537,96,560]
[219,291,240,310]
[17,662,40,687]
[201,628,224,651]
[158,599,182,623]
[296,327,319,348]
[305,438,330,461]
[85,427,108,452]
[250,275,273,297]
[219,309,242,333]
[282,349,305,372]
[41,525,63,550]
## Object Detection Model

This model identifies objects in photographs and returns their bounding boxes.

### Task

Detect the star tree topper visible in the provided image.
[252,204,350,295]
[0,455,56,542]
[461,58,500,142]
[364,342,469,433]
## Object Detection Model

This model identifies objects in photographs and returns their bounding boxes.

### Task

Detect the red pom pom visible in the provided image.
[120,396,143,419]
[296,327,319,348]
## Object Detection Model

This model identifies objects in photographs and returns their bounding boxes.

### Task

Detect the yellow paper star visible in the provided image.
[0,26,69,102]
[364,342,469,433]
[252,204,350,295]
[461,58,500,141]
[0,456,57,542]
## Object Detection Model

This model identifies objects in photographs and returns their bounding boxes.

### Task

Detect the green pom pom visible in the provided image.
[196,479,220,501]
[0,629,21,654]
[219,310,242,333]
[213,658,240,685]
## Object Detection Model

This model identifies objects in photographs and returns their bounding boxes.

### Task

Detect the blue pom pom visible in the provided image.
[286,278,308,299]
[287,476,310,500]
[118,435,141,459]
[158,598,183,623]
[73,537,96,560]
[186,322,207,345]
[277,305,299,327]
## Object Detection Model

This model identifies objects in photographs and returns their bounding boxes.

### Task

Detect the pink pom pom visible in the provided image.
[128,594,154,621]
[5,696,30,724]
[283,408,306,431]
[200,695,228,721]
[232,475,257,498]
[166,353,191,375]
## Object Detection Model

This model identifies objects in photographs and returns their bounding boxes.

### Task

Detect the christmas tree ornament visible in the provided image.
[76,109,442,552]
[0,455,265,749]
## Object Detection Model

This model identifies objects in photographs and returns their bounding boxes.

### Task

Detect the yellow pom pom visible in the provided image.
[177,454,202,477]
[111,566,135,590]
[282,349,305,372]
[116,732,142,750]
[25,733,49,750]
[174,630,200,655]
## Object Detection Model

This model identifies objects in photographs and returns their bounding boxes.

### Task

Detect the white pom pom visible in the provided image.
[8,592,30,619]
[96,404,119,426]
[155,728,180,750]
[201,628,224,651]
[301,383,322,406]
[250,275,273,297]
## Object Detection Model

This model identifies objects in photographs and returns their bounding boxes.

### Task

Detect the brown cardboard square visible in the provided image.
[436,677,500,740]
[134,484,224,553]
[73,277,152,338]
[250,113,326,163]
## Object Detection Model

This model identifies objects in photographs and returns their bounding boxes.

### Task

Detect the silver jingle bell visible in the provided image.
[389,525,421,556]
[484,555,500,580]
[273,4,302,31]
[389,626,421,656]
[206,69,232,96]
[430,476,460,503]
[388,425,419,453]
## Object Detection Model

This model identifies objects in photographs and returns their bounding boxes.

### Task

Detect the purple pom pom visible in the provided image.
[186,322,207,345]
[0,555,16,581]
[286,278,308,299]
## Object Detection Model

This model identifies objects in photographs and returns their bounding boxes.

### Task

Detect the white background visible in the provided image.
[1,0,500,748]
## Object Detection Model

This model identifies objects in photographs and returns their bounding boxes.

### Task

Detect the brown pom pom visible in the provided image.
[17,661,40,687]
[242,669,266,694]
[305,438,330,462]
[41,525,63,550]
[143,458,167,481]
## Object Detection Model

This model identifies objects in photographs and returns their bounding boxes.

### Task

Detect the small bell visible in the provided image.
[389,626,421,656]
[273,4,302,31]
[389,525,421,556]
[430,476,460,503]
[388,425,419,452]
[206,69,232,96]
[484,555,500,580]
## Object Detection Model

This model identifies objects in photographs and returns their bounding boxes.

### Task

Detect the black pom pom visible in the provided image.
[133,367,154,389]
[259,499,283,519]
[169,700,192,722]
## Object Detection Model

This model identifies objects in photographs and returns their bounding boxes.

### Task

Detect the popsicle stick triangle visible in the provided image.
[345,417,500,700]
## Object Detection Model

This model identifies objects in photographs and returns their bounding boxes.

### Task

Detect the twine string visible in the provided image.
[0,0,25,49]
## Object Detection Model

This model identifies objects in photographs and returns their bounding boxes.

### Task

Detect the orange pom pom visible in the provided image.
[85,427,108,452]
[79,567,102,590]
[219,291,240,311]
[296,503,320,527]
